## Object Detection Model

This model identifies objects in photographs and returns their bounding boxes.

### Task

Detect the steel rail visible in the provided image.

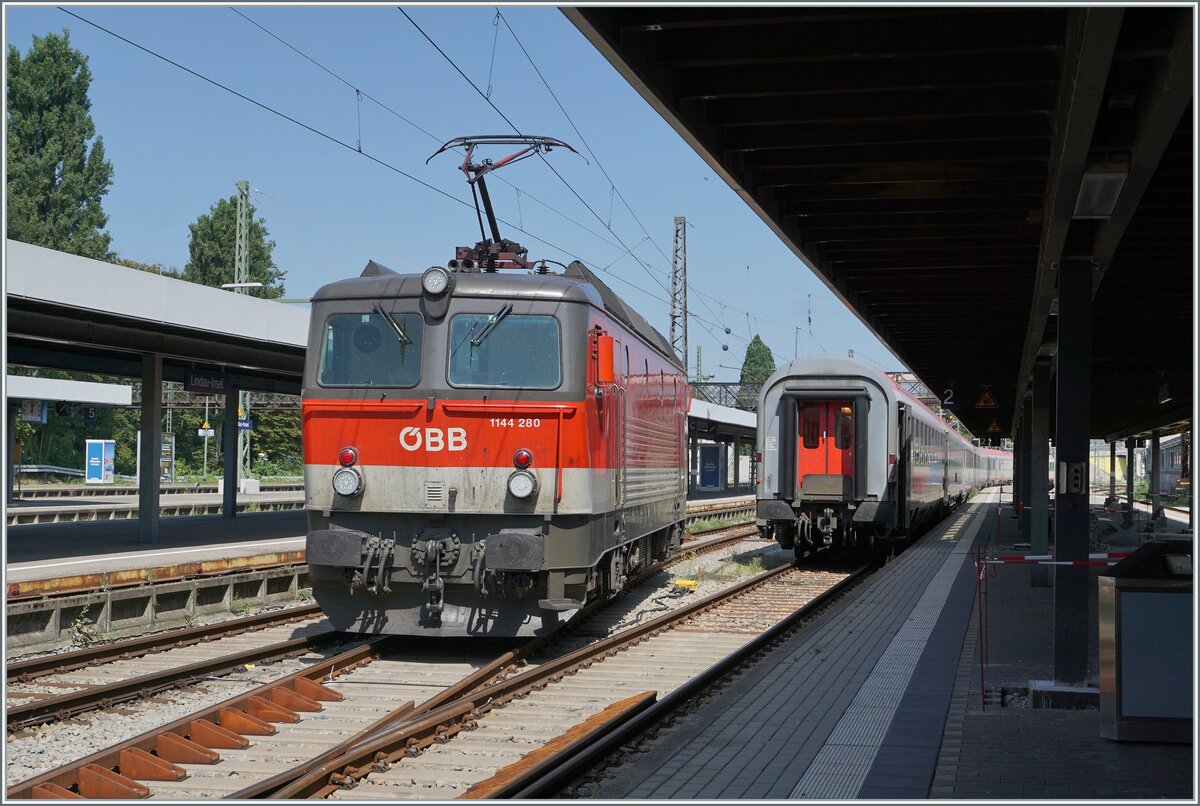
[269,561,838,799]
[500,565,870,798]
[7,605,322,682]
[226,542,704,800]
[6,638,387,800]
[7,628,339,731]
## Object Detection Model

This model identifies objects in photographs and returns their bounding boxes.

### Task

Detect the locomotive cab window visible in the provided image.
[448,312,561,389]
[800,403,821,449]
[318,310,423,387]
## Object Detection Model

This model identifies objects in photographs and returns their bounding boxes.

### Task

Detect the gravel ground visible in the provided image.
[5,538,787,790]
[4,642,363,788]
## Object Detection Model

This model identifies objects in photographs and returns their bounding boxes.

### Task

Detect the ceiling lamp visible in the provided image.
[1158,372,1173,405]
[1074,154,1130,219]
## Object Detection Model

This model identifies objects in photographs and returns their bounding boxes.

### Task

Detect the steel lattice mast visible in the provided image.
[234,180,252,483]
[669,216,688,371]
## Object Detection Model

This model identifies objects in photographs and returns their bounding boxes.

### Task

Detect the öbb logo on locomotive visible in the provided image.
[303,135,690,638]
[398,426,467,452]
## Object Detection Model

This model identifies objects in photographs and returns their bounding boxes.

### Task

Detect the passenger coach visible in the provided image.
[756,356,1012,553]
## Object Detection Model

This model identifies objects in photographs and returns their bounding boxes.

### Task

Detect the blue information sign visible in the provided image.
[238,418,254,431]
[85,439,115,484]
[698,444,723,491]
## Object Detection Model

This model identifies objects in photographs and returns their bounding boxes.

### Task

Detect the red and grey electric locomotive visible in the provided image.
[755,356,1012,554]
[303,137,688,636]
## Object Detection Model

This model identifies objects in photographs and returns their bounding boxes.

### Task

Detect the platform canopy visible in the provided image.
[7,375,133,406]
[567,7,1192,439]
[5,239,309,393]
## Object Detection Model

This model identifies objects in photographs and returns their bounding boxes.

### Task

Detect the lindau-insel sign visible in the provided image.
[185,369,229,395]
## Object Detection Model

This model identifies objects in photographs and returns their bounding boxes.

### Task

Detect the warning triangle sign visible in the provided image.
[975,388,998,409]
[987,421,1001,434]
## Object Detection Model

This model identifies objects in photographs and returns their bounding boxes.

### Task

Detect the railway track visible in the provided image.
[6,606,330,732]
[5,522,757,734]
[5,502,762,794]
[7,535,856,800]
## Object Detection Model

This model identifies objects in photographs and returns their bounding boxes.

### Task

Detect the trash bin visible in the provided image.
[1099,537,1193,742]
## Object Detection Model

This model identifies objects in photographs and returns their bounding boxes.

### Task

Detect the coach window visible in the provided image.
[448,313,561,389]
[835,406,853,450]
[318,311,423,387]
[800,403,821,449]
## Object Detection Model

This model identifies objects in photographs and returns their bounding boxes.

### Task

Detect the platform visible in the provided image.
[4,497,754,586]
[593,489,1194,800]
[4,511,308,584]
[5,490,305,525]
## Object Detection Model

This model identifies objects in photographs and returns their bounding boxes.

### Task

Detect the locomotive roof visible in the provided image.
[311,259,681,368]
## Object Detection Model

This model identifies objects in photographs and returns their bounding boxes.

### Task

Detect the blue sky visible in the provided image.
[5,4,902,382]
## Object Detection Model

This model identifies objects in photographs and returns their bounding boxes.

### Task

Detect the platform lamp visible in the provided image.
[1157,371,1173,405]
[1073,154,1130,219]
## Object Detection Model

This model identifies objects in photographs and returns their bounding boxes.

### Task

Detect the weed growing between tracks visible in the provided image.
[687,516,741,534]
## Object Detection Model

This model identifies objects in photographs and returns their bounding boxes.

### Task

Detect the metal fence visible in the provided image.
[690,382,762,411]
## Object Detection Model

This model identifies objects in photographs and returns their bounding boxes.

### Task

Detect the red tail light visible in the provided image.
[339,447,358,466]
[513,449,533,469]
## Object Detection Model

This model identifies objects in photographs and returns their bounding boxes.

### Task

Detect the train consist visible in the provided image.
[755,356,1012,553]
[303,137,688,637]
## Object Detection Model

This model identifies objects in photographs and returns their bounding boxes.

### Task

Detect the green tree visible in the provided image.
[117,258,180,277]
[736,335,775,410]
[181,194,285,298]
[6,30,115,260]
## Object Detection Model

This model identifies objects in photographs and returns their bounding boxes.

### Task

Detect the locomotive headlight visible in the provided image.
[332,467,363,497]
[507,469,537,499]
[422,266,451,295]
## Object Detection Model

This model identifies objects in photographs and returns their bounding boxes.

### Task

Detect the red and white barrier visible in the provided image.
[985,551,1131,567]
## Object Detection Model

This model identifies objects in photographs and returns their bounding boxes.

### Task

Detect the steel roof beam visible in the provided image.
[1091,14,1193,290]
[6,344,301,395]
[672,53,1061,100]
[1008,8,1125,436]
[708,85,1058,126]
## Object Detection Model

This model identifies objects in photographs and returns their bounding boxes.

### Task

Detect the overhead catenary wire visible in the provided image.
[55,9,678,314]
[237,5,810,356]
[398,7,675,301]
[61,7,778,364]
[229,7,630,256]
[251,187,424,271]
[495,8,731,328]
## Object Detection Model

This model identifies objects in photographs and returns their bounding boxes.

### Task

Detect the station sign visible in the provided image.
[185,370,229,395]
[19,400,46,424]
[238,418,254,431]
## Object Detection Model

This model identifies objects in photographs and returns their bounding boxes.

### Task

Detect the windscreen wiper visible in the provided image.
[471,303,513,347]
[374,303,411,345]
